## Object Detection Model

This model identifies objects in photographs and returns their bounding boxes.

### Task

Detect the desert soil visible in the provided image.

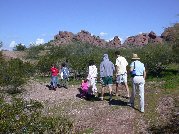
[21,79,152,134]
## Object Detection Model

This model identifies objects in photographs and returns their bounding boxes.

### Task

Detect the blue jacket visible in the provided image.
[100,54,115,77]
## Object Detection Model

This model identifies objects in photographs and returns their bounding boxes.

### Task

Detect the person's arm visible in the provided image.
[130,62,134,72]
[100,62,104,77]
[130,66,134,72]
[143,70,146,80]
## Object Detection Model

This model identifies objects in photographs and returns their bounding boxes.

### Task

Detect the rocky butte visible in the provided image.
[51,25,179,48]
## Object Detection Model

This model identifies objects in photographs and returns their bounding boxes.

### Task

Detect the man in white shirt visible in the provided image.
[115,51,130,98]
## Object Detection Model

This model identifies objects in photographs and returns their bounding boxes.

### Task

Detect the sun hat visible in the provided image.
[132,53,140,60]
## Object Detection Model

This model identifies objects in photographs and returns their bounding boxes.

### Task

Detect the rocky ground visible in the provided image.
[18,79,178,134]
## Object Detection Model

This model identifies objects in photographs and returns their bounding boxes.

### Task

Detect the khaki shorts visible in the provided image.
[116,73,127,84]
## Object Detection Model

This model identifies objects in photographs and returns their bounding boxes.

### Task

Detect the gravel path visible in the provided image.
[21,80,137,134]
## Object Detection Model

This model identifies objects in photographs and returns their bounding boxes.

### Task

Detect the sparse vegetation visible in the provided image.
[0,23,179,133]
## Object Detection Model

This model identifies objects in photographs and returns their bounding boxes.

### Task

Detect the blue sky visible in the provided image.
[0,0,179,50]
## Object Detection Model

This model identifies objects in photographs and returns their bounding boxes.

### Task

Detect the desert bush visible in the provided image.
[172,42,179,63]
[34,40,176,78]
[134,44,173,76]
[0,58,35,94]
[0,96,73,133]
[36,42,117,78]
[26,44,45,59]
[13,43,26,51]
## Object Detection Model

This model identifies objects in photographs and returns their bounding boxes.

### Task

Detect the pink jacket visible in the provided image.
[81,82,89,91]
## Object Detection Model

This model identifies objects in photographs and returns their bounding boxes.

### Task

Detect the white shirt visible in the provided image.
[115,56,128,75]
[88,65,98,78]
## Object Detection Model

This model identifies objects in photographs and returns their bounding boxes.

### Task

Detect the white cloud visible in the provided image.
[9,41,17,48]
[35,38,45,45]
[106,36,124,43]
[100,32,108,37]
[139,32,143,34]
[105,37,114,42]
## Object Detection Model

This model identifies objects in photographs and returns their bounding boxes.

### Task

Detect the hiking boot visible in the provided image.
[109,97,112,101]
[140,110,144,113]
[64,86,68,89]
[100,97,104,101]
[127,103,134,108]
[109,94,112,101]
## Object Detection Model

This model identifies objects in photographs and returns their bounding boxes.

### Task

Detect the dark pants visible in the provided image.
[61,78,68,88]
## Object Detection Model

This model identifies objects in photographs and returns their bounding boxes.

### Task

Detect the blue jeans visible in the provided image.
[51,76,58,88]
[130,76,145,112]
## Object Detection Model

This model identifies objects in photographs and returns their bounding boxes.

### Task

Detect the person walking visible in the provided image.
[87,60,98,95]
[129,54,146,113]
[100,54,115,101]
[115,51,130,98]
[61,62,70,89]
[50,64,59,91]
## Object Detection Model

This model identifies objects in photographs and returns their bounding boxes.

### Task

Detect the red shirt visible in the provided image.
[51,67,59,76]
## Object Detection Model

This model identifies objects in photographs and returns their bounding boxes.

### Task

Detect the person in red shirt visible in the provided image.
[50,64,59,91]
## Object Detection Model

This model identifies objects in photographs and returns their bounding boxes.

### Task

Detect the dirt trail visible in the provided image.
[21,80,138,134]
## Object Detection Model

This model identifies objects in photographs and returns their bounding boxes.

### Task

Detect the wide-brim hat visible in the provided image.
[132,53,140,60]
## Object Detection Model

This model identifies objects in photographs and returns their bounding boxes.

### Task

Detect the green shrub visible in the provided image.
[13,43,26,51]
[26,44,45,59]
[136,44,173,76]
[0,96,73,133]
[0,58,35,94]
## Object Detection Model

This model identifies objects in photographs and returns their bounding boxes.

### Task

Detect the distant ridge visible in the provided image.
[50,23,179,47]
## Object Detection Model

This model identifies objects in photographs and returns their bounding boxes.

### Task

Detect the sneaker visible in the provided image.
[109,96,112,101]
[127,103,134,108]
[100,97,104,101]
[140,109,144,113]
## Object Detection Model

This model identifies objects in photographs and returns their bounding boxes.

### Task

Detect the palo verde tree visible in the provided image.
[13,43,27,51]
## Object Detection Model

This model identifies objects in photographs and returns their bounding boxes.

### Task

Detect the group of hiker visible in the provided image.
[50,51,146,113]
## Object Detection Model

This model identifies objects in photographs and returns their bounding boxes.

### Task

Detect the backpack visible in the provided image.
[62,67,69,79]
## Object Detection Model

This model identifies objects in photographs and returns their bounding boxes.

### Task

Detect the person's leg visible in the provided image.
[130,82,136,107]
[64,78,68,89]
[52,76,56,90]
[116,75,119,96]
[124,82,130,98]
[116,83,119,96]
[100,77,106,100]
[93,77,97,93]
[109,84,113,101]
[139,83,145,112]
[61,79,64,87]
[122,74,130,97]
[66,78,69,88]
[55,76,58,88]
[101,86,105,100]
[108,76,113,101]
